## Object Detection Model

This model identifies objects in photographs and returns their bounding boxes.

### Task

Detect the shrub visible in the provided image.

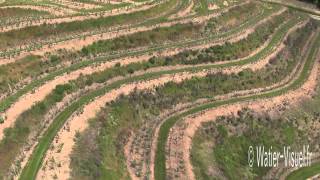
[49,55,60,64]
[0,116,4,124]
[148,57,156,64]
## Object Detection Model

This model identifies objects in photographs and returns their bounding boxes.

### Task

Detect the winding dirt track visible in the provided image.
[0,0,163,33]
[1,0,319,180]
[36,20,296,179]
[0,5,76,16]
[262,0,320,16]
[264,153,320,179]
[52,0,102,10]
[0,6,283,141]
[0,14,300,180]
[0,2,299,179]
[8,25,281,178]
[164,46,320,180]
[35,70,211,180]
[0,1,254,66]
[1,21,279,179]
[131,20,308,180]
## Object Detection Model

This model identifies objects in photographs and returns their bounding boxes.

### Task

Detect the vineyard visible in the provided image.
[0,0,319,179]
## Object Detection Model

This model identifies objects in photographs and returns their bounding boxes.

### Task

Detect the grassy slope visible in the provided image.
[286,162,320,180]
[0,2,275,113]
[153,30,320,180]
[18,12,301,180]
[0,5,276,177]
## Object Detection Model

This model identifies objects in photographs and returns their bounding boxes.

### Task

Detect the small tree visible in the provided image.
[0,116,4,124]
[115,62,121,67]
[148,57,156,64]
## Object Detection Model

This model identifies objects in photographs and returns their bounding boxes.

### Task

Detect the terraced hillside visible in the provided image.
[0,0,319,179]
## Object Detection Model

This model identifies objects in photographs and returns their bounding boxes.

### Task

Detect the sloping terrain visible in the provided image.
[0,0,319,180]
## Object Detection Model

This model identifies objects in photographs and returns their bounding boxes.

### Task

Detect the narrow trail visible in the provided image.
[37,23,291,180]
[0,5,76,16]
[0,2,290,178]
[35,70,211,180]
[10,28,281,178]
[264,153,320,179]
[32,16,300,178]
[0,6,285,141]
[148,26,319,180]
[262,0,320,16]
[0,19,301,179]
[2,0,319,180]
[133,47,287,179]
[0,0,256,66]
[0,0,162,33]
[38,32,292,178]
[1,24,282,178]
[148,46,289,180]
[51,0,102,10]
[127,20,307,180]
[165,51,320,180]
[0,28,247,140]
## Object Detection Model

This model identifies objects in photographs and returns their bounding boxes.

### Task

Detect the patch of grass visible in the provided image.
[17,10,313,180]
[0,84,73,178]
[154,31,320,180]
[286,162,320,180]
[0,0,179,49]
[0,2,276,114]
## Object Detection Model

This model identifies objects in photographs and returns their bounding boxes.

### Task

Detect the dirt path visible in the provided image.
[104,0,146,5]
[38,40,292,179]
[146,20,307,180]
[0,0,255,66]
[51,0,101,10]
[311,14,320,20]
[165,53,320,180]
[0,5,290,179]
[0,13,208,66]
[264,153,320,179]
[0,16,290,142]
[34,24,291,179]
[308,174,320,180]
[262,0,320,16]
[0,5,76,16]
[0,15,296,180]
[0,18,299,177]
[11,32,272,179]
[161,26,317,179]
[148,45,288,180]
[35,70,212,180]
[9,89,84,180]
[124,133,139,180]
[0,0,163,33]
[127,45,286,179]
[4,24,285,179]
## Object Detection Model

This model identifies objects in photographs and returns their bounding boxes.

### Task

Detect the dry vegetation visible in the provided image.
[0,0,319,180]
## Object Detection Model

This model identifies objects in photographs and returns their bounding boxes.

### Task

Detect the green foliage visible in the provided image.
[286,162,320,180]
[68,22,319,180]
[81,23,201,56]
[0,83,73,178]
[15,9,319,180]
[299,0,320,7]
[0,0,179,49]
[217,125,228,138]
[49,55,60,64]
[155,30,320,180]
